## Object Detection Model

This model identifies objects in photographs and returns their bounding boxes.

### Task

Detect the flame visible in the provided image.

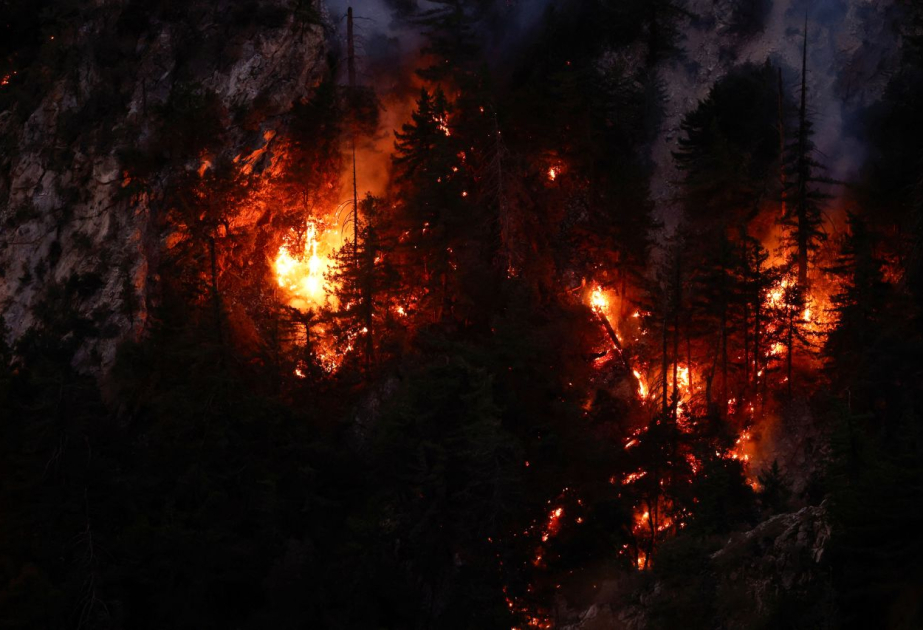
[676,365,690,391]
[435,114,451,136]
[590,286,608,314]
[274,221,332,308]
[623,470,647,485]
[633,369,648,399]
[768,280,787,308]
[547,166,557,181]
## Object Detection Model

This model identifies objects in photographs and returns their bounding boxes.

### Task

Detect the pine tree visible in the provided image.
[329,194,398,376]
[740,234,778,403]
[689,231,741,416]
[823,212,892,406]
[164,158,245,356]
[413,0,481,85]
[641,0,694,66]
[781,17,830,290]
[392,87,469,322]
[776,280,811,398]
[673,62,781,232]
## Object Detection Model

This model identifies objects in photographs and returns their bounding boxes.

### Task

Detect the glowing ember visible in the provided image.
[547,166,557,181]
[435,114,451,136]
[623,470,647,485]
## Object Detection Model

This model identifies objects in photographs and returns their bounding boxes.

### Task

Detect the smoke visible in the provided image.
[321,0,559,202]
[323,0,904,232]
[651,0,904,230]
[322,0,425,202]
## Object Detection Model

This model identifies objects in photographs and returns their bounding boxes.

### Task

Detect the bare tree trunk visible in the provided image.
[743,301,750,395]
[661,303,669,417]
[363,223,375,377]
[347,7,360,268]
[786,304,795,399]
[796,15,810,290]
[208,234,223,352]
[671,249,682,420]
[778,67,786,222]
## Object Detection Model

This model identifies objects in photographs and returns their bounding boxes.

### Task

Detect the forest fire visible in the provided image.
[589,286,608,314]
[273,220,336,309]
[633,369,648,399]
[4,1,918,628]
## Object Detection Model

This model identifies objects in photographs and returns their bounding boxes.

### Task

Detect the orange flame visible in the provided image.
[274,220,333,308]
[590,286,608,314]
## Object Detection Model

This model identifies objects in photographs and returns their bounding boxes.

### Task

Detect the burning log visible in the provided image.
[590,286,633,375]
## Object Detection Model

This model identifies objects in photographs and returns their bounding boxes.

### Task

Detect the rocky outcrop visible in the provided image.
[562,502,832,629]
[0,0,327,374]
[710,501,832,624]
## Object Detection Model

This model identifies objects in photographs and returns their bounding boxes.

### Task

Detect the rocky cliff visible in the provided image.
[560,502,833,629]
[0,0,327,374]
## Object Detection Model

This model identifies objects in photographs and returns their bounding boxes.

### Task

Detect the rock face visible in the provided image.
[0,0,327,374]
[710,502,833,625]
[562,503,832,630]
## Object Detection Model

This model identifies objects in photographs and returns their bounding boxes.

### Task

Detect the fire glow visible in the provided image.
[273,220,335,309]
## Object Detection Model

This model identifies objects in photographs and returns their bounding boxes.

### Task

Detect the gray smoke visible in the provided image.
[323,0,906,223]
[651,0,904,229]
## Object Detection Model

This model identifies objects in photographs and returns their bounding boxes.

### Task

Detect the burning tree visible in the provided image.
[780,18,830,291]
[392,86,472,323]
[328,194,400,376]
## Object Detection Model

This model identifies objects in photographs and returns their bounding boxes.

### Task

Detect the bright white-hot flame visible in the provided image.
[548,167,557,181]
[590,286,608,314]
[274,220,332,308]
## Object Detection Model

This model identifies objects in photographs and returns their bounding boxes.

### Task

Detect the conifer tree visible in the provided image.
[329,194,397,375]
[740,234,778,402]
[392,87,469,322]
[413,0,480,85]
[824,212,892,406]
[782,18,830,290]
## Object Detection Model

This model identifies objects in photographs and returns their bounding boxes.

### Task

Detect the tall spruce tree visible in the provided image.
[823,212,892,406]
[329,194,398,376]
[392,87,471,322]
[782,17,829,290]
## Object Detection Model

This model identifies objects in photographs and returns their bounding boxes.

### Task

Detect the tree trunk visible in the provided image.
[209,235,224,352]
[796,14,810,290]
